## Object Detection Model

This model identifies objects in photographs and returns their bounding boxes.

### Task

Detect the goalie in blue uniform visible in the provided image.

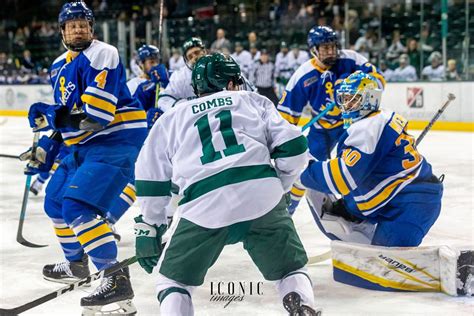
[301,71,443,247]
[20,2,147,314]
[278,26,386,214]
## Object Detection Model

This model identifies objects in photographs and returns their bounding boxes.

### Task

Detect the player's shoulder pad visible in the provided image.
[339,49,368,66]
[344,109,394,154]
[126,77,147,95]
[286,59,319,90]
[52,51,69,66]
[83,40,120,70]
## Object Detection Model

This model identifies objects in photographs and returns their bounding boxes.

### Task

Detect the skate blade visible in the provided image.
[43,276,91,287]
[82,299,137,316]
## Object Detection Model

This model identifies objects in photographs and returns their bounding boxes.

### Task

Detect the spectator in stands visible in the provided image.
[446,59,461,81]
[288,43,310,72]
[247,31,258,48]
[369,31,387,63]
[421,51,444,81]
[210,28,232,53]
[21,50,35,70]
[386,30,406,63]
[356,42,370,60]
[231,41,252,78]
[274,41,292,98]
[249,49,278,105]
[354,29,373,54]
[379,60,394,82]
[0,52,18,84]
[420,25,434,54]
[391,54,417,82]
[249,43,260,62]
[168,47,185,74]
[406,39,421,75]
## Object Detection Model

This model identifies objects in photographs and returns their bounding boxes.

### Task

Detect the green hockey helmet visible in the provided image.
[192,53,242,95]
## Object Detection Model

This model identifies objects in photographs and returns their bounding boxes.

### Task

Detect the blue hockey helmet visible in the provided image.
[336,71,382,129]
[137,45,160,63]
[58,2,95,52]
[307,25,338,49]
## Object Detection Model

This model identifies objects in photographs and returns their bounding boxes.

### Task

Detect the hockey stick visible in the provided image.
[301,102,335,132]
[0,256,137,315]
[16,132,48,248]
[154,0,165,109]
[0,154,19,159]
[415,93,456,146]
[307,250,332,265]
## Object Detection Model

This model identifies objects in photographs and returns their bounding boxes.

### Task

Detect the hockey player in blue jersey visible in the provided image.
[126,44,169,128]
[278,25,386,214]
[22,2,147,314]
[301,71,443,247]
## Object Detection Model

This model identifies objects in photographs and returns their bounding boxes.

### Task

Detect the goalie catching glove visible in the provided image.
[19,135,61,175]
[134,215,167,274]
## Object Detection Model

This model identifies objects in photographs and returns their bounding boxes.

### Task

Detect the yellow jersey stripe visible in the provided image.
[54,227,75,237]
[279,111,300,125]
[310,58,329,73]
[111,110,146,125]
[81,94,116,115]
[77,223,112,245]
[333,259,440,292]
[123,185,136,201]
[356,171,417,211]
[317,119,343,129]
[329,159,350,195]
[290,186,306,196]
[63,131,93,146]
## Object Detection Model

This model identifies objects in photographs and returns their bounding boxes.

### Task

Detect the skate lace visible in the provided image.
[91,276,114,297]
[52,261,73,275]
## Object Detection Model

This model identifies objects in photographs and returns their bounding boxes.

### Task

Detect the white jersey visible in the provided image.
[169,55,186,74]
[421,65,445,81]
[126,76,147,96]
[157,63,256,113]
[288,50,310,71]
[136,90,308,228]
[274,52,293,81]
[231,50,253,77]
[157,65,194,112]
[391,65,418,82]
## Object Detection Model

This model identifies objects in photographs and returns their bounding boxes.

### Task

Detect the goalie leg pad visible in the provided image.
[331,240,473,296]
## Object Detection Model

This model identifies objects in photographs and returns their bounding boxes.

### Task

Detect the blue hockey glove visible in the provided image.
[134,215,167,274]
[28,102,61,132]
[148,64,169,87]
[19,135,61,175]
[146,107,163,129]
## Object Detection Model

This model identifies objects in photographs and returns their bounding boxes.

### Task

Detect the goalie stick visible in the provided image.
[16,132,47,248]
[0,256,137,315]
[416,93,456,146]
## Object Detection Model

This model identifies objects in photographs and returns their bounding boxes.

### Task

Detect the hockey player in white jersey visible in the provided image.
[134,53,320,315]
[157,37,255,114]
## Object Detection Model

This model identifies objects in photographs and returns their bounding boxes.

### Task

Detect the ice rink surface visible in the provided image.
[0,117,472,315]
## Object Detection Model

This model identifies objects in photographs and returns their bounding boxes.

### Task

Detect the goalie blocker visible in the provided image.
[330,240,473,296]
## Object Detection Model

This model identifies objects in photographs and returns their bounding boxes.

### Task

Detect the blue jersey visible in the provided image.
[126,77,158,112]
[277,50,385,130]
[301,110,439,218]
[49,40,147,146]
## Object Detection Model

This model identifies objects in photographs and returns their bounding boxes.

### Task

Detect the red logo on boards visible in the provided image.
[407,87,424,108]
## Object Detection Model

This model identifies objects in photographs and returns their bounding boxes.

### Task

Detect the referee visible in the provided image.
[249,49,279,106]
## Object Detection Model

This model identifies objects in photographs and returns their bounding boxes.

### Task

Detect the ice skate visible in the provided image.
[43,254,90,284]
[283,292,322,316]
[81,267,136,316]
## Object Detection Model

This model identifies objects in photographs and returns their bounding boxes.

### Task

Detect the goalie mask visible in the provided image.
[58,2,95,52]
[336,71,382,129]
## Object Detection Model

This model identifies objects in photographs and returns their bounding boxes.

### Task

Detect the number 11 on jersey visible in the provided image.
[194,110,246,165]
